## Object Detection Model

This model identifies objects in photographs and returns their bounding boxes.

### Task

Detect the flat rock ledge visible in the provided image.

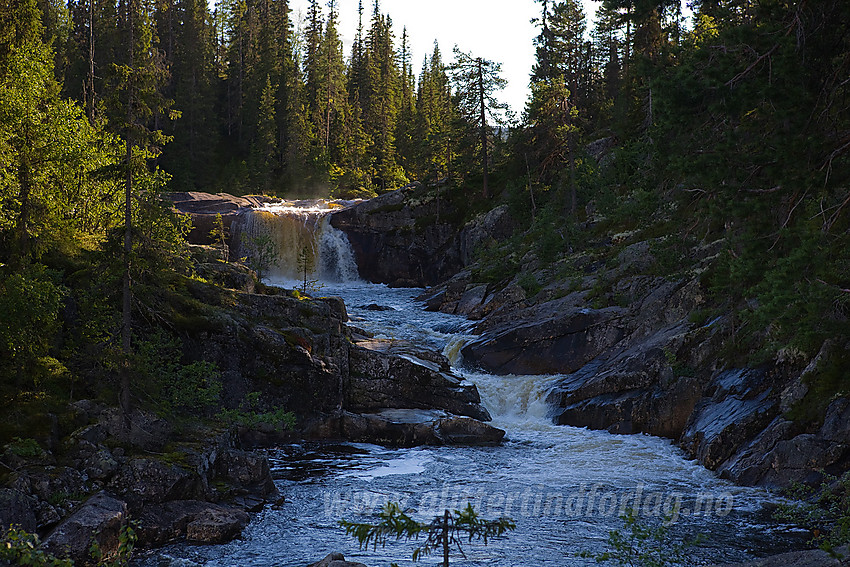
[301,410,505,448]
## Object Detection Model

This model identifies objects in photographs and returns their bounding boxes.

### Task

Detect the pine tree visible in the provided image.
[253,74,277,191]
[112,0,173,421]
[347,0,366,106]
[526,0,588,214]
[591,3,624,103]
[316,0,346,160]
[448,48,508,199]
[302,0,322,119]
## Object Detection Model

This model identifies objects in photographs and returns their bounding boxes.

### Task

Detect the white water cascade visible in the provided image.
[137,283,800,567]
[234,200,360,283]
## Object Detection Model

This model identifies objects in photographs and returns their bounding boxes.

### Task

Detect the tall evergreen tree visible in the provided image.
[526,0,588,213]
[413,43,453,182]
[361,2,403,191]
[159,0,218,190]
[0,0,121,263]
[302,0,322,117]
[317,0,348,164]
[449,47,508,199]
[112,0,172,420]
[394,27,415,176]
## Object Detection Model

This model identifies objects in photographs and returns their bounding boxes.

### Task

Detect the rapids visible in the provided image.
[136,203,803,566]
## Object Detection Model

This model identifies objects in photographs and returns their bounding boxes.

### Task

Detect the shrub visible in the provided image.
[341,502,515,567]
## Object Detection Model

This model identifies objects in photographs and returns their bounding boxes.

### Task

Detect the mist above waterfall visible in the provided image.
[234,199,360,283]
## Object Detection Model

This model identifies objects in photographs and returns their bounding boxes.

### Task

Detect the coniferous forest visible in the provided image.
[2,0,850,562]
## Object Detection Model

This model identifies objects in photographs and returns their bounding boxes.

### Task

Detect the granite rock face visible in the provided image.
[330,187,516,287]
[42,492,127,565]
[423,230,844,488]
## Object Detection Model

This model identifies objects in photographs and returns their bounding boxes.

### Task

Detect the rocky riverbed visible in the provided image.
[419,239,850,489]
[9,188,842,565]
[0,245,502,564]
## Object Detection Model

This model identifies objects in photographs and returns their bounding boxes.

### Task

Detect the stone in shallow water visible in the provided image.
[706,546,850,567]
[185,506,250,544]
[307,552,369,567]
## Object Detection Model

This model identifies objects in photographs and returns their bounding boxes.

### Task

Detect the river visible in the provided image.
[137,203,802,566]
[138,279,801,567]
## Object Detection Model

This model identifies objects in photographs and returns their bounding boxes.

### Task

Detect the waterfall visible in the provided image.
[443,335,561,428]
[234,200,360,283]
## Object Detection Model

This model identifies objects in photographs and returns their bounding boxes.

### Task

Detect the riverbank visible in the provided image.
[0,246,503,564]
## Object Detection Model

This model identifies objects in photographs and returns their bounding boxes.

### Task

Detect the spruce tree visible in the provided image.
[159,0,218,190]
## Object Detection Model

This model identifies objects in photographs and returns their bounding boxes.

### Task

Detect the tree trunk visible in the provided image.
[16,153,32,260]
[121,0,135,430]
[86,0,95,124]
[477,58,489,199]
[569,129,577,216]
[442,509,450,567]
[525,153,536,220]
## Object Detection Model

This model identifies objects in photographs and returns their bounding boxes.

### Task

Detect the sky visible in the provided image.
[287,0,603,118]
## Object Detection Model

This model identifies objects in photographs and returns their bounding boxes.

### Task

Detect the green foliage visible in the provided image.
[0,264,65,387]
[341,502,515,567]
[517,272,541,299]
[0,24,122,263]
[208,214,229,263]
[47,490,87,506]
[129,170,193,279]
[662,348,695,378]
[785,349,850,427]
[243,233,277,280]
[579,509,698,567]
[217,391,295,431]
[0,527,74,566]
[775,472,850,551]
[471,248,520,285]
[296,246,323,295]
[89,523,136,567]
[5,436,43,458]
[133,330,222,416]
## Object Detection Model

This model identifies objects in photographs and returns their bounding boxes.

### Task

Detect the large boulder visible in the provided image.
[329,187,463,287]
[100,408,172,452]
[308,552,369,567]
[347,344,490,421]
[42,492,127,565]
[720,397,850,486]
[459,205,517,265]
[330,187,515,287]
[213,449,277,498]
[185,506,250,544]
[179,287,350,419]
[108,458,202,509]
[707,546,850,567]
[0,488,38,532]
[135,499,250,545]
[434,416,506,444]
[679,369,778,470]
[462,306,627,376]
